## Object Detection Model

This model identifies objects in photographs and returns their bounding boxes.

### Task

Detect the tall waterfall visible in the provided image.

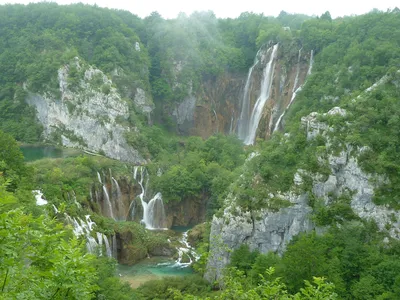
[133,166,167,230]
[238,55,259,140]
[273,49,314,133]
[308,50,314,75]
[239,44,279,145]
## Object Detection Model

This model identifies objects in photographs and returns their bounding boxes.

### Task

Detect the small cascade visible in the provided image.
[133,166,167,230]
[242,44,279,145]
[143,193,167,230]
[97,171,102,184]
[104,235,112,258]
[96,232,112,258]
[102,185,115,220]
[65,214,99,254]
[33,190,48,206]
[174,231,199,267]
[127,199,135,220]
[273,49,314,133]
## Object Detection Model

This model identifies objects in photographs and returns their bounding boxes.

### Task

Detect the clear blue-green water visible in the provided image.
[20,145,81,161]
[117,257,194,288]
[170,225,193,232]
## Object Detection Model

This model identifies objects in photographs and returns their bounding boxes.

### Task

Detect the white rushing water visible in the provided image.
[97,171,102,184]
[273,49,314,133]
[64,213,112,257]
[174,231,199,267]
[238,55,259,141]
[307,50,314,75]
[33,190,48,206]
[133,166,167,230]
[241,44,279,145]
[102,185,115,220]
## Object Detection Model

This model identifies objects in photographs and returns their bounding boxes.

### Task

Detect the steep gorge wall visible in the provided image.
[170,42,312,141]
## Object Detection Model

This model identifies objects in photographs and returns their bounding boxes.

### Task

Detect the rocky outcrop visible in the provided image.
[205,106,400,283]
[205,192,313,283]
[302,107,400,238]
[26,59,148,163]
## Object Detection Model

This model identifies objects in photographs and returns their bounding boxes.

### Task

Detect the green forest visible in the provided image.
[1,2,400,299]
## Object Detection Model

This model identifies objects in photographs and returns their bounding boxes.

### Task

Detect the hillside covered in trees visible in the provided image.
[1,3,400,299]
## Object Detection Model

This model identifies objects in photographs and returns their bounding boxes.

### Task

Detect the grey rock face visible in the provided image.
[134,88,153,114]
[26,62,145,163]
[205,192,314,283]
[172,96,197,125]
[206,106,400,283]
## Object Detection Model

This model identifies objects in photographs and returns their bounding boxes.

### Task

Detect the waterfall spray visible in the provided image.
[243,44,279,145]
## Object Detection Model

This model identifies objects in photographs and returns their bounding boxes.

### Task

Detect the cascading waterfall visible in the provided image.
[241,44,279,145]
[133,166,167,230]
[174,231,199,267]
[64,213,111,257]
[273,49,314,133]
[102,185,115,219]
[238,54,259,140]
[97,170,115,219]
[143,193,167,230]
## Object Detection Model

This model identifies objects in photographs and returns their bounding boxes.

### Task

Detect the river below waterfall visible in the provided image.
[117,257,194,288]
[117,226,196,288]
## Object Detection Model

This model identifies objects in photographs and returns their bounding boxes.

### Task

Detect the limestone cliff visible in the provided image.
[25,58,152,163]
[205,105,400,283]
[169,42,312,141]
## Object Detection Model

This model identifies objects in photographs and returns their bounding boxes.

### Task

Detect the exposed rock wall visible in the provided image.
[205,106,400,283]
[165,196,207,228]
[26,59,149,163]
[170,43,312,141]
